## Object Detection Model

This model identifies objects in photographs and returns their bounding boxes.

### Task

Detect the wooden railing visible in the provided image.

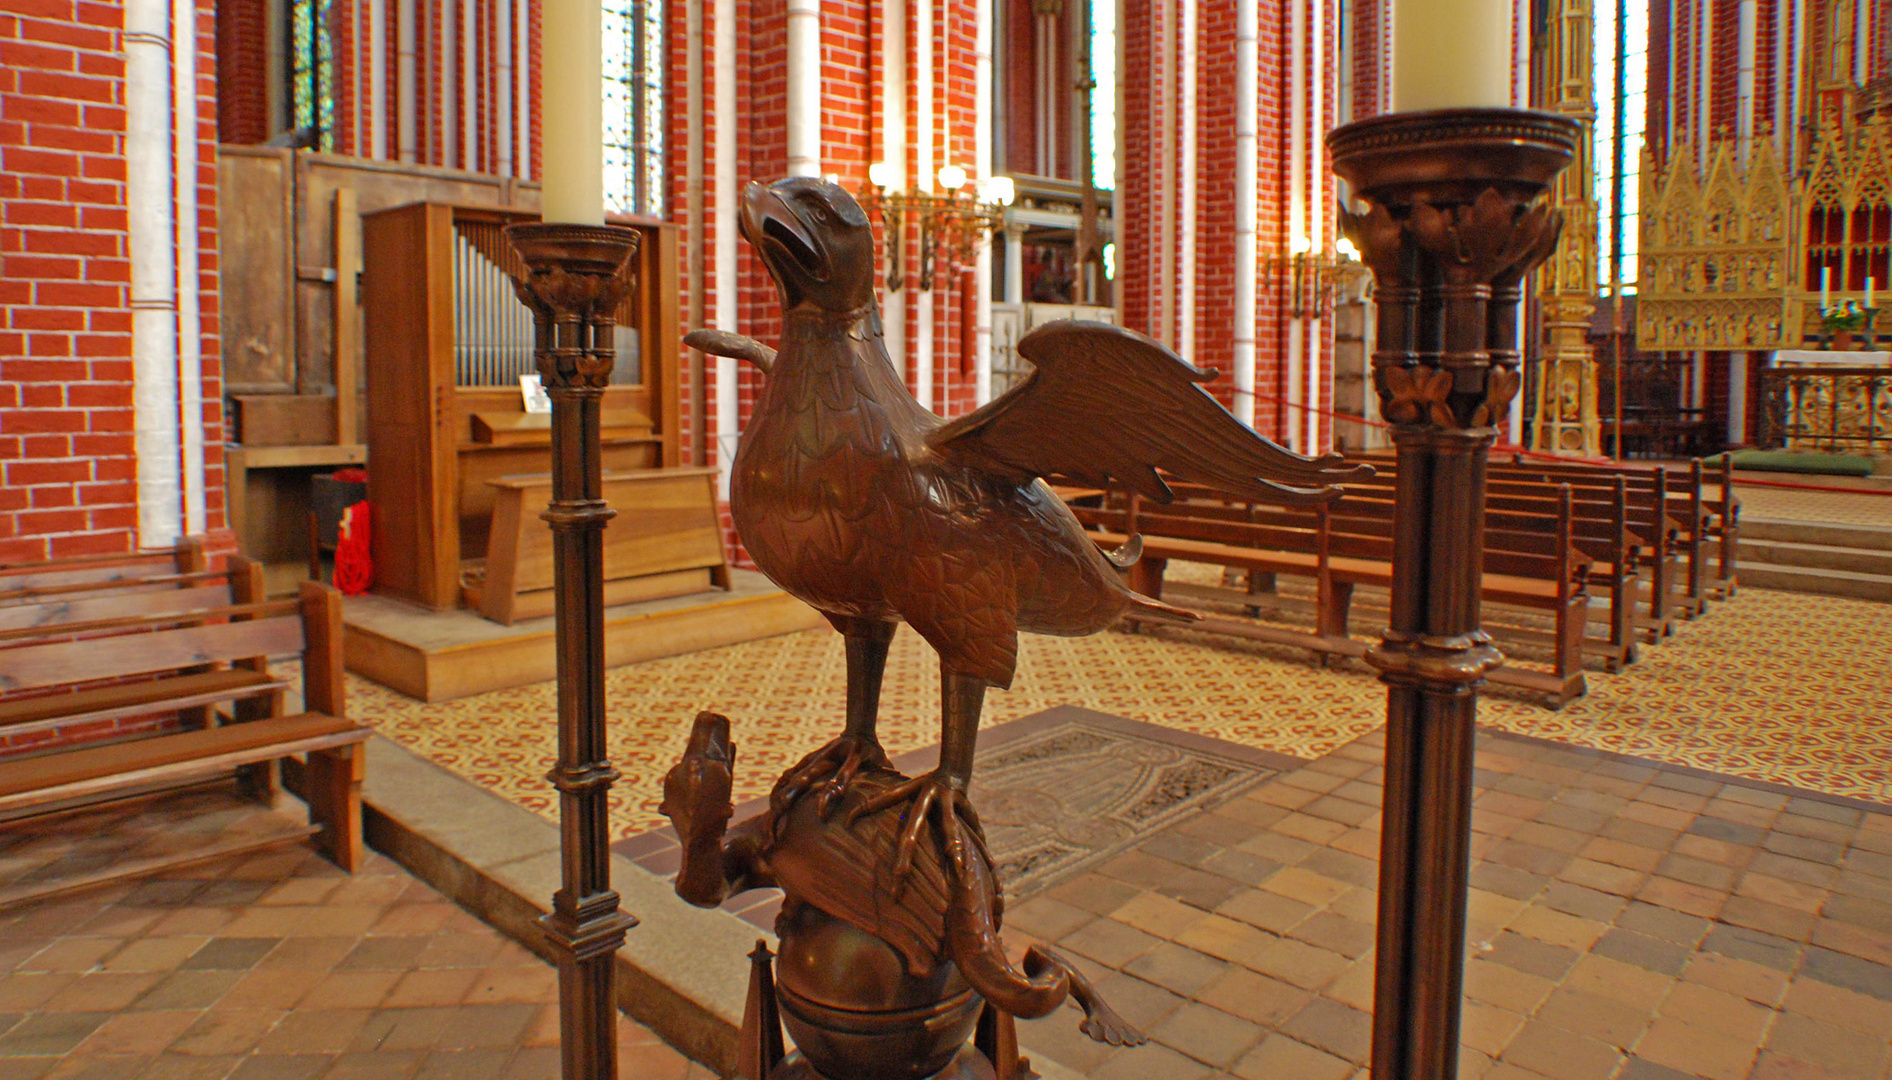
[1758,366,1892,452]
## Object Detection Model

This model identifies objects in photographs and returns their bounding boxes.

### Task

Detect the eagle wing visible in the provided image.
[928,320,1372,504]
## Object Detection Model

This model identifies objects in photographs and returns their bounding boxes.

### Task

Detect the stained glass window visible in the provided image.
[289,0,335,150]
[1089,0,1117,192]
[1594,0,1647,294]
[604,0,666,217]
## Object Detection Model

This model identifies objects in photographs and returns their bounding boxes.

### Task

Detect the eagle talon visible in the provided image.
[849,770,978,893]
[771,733,888,820]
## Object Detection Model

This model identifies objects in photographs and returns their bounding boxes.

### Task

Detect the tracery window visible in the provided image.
[603,0,666,217]
[1594,0,1646,295]
[288,0,336,150]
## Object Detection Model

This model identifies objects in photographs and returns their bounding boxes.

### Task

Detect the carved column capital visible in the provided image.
[1331,110,1579,433]
[507,223,640,390]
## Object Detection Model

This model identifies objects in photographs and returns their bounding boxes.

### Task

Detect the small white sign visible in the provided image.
[520,374,552,414]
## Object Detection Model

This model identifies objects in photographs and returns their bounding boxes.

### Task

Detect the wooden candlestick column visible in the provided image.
[1326,109,1576,1080]
[506,222,642,1079]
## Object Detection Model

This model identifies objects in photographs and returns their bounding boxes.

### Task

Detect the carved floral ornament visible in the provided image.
[1340,188,1561,431]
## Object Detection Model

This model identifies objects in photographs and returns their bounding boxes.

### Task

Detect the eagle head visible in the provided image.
[740,177,877,315]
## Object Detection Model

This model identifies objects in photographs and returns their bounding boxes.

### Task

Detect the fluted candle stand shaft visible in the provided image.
[507,222,642,1080]
[1328,110,1576,1080]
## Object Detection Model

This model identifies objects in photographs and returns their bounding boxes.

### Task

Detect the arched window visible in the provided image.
[1594,0,1646,295]
[604,0,667,217]
[288,0,336,150]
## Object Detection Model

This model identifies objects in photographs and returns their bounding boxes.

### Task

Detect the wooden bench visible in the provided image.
[0,557,284,746]
[1352,451,1738,621]
[468,467,733,625]
[1346,465,1683,644]
[1498,454,1738,612]
[0,580,369,888]
[1070,482,1593,706]
[0,536,207,603]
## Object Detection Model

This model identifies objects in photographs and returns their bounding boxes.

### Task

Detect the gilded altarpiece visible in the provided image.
[1533,0,1600,456]
[1635,142,1795,351]
[1636,116,1892,352]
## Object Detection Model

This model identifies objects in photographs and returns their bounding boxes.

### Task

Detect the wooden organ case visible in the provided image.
[361,203,723,614]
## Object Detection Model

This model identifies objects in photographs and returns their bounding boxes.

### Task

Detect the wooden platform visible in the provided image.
[342,569,822,702]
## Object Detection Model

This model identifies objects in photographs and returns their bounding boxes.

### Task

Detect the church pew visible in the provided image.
[0,581,368,877]
[1500,454,1737,608]
[0,537,208,600]
[1345,467,1684,642]
[0,557,282,746]
[1071,483,1592,705]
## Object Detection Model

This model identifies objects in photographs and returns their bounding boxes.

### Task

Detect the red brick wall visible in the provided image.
[0,0,224,561]
[1195,0,1236,408]
[215,0,268,143]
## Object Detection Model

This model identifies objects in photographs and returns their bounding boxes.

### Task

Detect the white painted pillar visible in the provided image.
[1287,0,1306,450]
[1307,0,1326,453]
[371,0,388,158]
[441,0,456,165]
[1858,0,1872,86]
[1772,0,1789,153]
[126,0,182,546]
[1696,0,1709,168]
[1513,0,1529,106]
[1003,225,1025,304]
[172,0,203,533]
[1177,0,1196,360]
[1112,0,1125,313]
[1790,0,1805,163]
[496,0,512,174]
[516,0,531,175]
[714,0,739,495]
[1665,0,1678,150]
[1233,0,1258,426]
[1150,0,1165,346]
[461,0,475,170]
[787,0,822,176]
[1737,0,1756,154]
[975,0,994,405]
[881,0,907,385]
[1728,353,1750,444]
[916,0,935,411]
[398,0,417,162]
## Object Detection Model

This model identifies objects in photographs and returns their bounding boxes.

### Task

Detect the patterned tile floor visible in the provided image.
[347,581,1892,838]
[1005,727,1892,1080]
[0,796,712,1080]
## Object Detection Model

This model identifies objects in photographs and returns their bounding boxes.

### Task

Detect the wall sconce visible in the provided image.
[1275,234,1366,317]
[859,164,1013,292]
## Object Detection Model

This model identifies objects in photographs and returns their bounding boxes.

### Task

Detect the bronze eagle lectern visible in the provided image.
[663,176,1368,1080]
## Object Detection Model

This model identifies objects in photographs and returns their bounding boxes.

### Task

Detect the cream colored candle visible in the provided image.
[539,0,604,223]
[1392,0,1515,111]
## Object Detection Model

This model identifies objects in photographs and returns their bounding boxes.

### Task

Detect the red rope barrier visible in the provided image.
[1281,399,1892,497]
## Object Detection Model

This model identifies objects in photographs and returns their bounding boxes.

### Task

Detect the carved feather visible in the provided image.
[927,321,1372,504]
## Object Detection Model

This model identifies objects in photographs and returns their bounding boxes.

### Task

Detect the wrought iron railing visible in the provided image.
[1758,366,1892,452]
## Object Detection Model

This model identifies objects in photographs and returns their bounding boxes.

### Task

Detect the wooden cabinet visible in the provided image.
[361,202,683,610]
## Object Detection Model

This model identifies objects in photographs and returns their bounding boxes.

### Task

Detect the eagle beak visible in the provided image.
[741,183,827,288]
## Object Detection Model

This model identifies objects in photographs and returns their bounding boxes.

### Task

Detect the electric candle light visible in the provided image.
[1392,0,1514,110]
[539,0,604,223]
